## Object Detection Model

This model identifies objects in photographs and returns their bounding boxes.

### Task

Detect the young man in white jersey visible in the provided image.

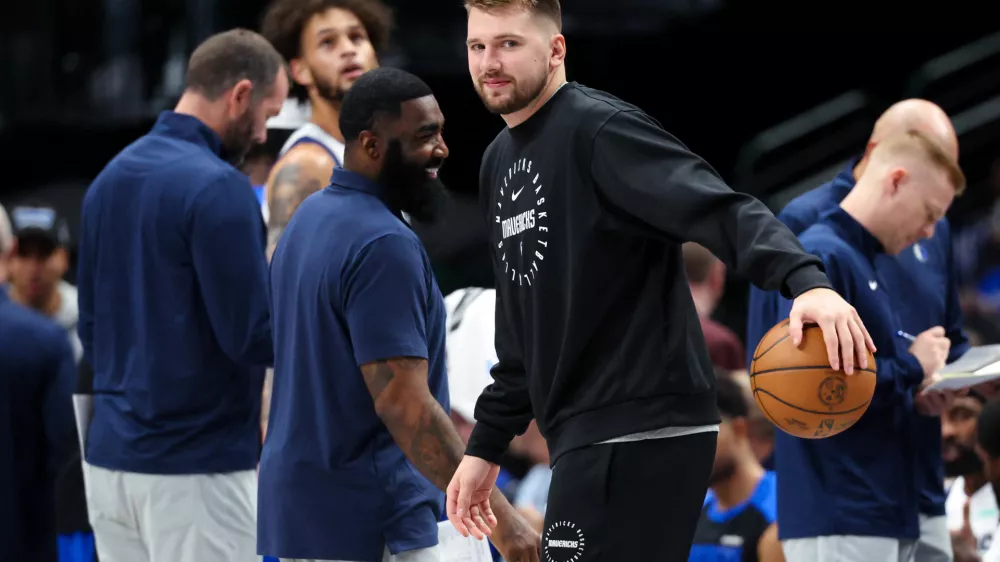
[260,0,392,258]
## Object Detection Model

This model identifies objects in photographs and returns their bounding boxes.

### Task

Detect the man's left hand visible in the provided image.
[789,287,877,375]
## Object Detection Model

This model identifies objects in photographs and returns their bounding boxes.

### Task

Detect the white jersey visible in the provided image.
[444,288,498,422]
[946,476,998,555]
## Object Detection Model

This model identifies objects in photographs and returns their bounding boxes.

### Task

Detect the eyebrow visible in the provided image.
[315,24,364,38]
[417,122,442,135]
[466,33,525,46]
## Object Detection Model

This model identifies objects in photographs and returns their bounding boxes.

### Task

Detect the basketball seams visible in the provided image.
[753,388,872,417]
[749,365,878,377]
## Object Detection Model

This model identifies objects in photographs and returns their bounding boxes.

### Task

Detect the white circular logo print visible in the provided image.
[544,520,585,562]
[495,157,548,287]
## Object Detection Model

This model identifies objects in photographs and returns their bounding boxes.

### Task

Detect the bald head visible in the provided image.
[870,99,958,160]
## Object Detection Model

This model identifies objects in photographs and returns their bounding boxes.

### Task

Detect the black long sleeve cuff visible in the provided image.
[782,263,834,299]
[465,422,515,465]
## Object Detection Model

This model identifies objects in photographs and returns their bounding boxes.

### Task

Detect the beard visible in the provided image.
[945,444,984,477]
[220,107,256,167]
[378,140,449,224]
[474,67,548,115]
[314,73,347,104]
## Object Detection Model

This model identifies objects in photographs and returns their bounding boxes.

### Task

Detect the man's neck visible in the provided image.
[502,67,568,129]
[173,92,226,140]
[964,471,988,497]
[310,96,344,143]
[838,188,885,246]
[9,284,61,318]
[712,461,765,511]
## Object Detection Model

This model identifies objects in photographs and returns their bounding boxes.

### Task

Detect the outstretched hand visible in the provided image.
[789,287,877,375]
[446,456,501,539]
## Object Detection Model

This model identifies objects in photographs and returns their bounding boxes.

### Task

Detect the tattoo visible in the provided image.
[360,358,466,491]
[266,163,323,257]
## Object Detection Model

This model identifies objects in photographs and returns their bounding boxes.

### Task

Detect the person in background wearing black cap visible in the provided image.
[0,219,78,562]
[7,202,81,360]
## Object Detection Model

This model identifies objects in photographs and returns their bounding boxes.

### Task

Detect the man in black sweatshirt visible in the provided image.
[446,1,878,560]
[76,29,287,562]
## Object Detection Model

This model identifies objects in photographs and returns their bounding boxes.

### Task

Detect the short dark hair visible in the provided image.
[185,29,286,101]
[339,67,434,144]
[464,0,562,31]
[716,373,750,419]
[261,0,394,102]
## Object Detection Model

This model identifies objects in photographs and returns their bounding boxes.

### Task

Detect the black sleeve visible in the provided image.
[466,148,535,464]
[465,287,534,464]
[590,110,832,299]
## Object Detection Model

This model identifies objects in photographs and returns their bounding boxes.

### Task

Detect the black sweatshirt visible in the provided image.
[466,83,832,465]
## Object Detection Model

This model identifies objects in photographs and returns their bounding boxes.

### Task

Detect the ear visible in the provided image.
[53,247,69,272]
[228,79,254,118]
[881,166,905,197]
[289,58,313,89]
[550,34,567,68]
[359,131,379,159]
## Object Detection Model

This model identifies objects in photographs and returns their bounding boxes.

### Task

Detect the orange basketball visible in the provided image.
[749,319,876,439]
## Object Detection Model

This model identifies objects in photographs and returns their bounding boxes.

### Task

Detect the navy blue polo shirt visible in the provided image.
[259,167,449,561]
[77,111,273,475]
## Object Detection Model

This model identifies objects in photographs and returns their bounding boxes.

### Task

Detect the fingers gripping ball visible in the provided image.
[750,320,876,439]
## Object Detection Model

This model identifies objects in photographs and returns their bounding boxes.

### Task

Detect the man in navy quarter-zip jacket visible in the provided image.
[76,28,288,562]
[747,99,969,562]
[774,130,965,562]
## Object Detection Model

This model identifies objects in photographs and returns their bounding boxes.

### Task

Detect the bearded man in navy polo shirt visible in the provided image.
[260,67,541,562]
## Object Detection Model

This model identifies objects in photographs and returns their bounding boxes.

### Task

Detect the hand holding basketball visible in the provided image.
[789,287,876,375]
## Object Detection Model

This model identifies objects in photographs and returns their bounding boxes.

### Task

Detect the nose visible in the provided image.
[479,46,501,74]
[338,36,358,57]
[434,138,449,160]
[941,417,955,440]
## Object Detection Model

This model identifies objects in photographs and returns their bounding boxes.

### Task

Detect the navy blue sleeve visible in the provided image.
[746,285,779,369]
[189,172,273,367]
[43,328,77,474]
[777,246,922,411]
[76,190,95,367]
[939,220,971,362]
[343,234,430,365]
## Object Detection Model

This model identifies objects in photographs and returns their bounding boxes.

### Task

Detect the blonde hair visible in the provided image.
[872,129,966,195]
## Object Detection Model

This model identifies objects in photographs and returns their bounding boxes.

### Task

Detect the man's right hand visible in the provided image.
[447,456,501,539]
[909,326,950,378]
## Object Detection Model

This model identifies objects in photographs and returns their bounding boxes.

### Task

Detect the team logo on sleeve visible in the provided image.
[495,157,548,287]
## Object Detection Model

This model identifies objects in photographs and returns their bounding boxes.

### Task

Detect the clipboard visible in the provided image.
[436,521,494,562]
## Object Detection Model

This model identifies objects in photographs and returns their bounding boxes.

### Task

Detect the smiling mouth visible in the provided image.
[426,167,439,179]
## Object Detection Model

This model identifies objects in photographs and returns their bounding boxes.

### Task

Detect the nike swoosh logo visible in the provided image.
[511,186,524,200]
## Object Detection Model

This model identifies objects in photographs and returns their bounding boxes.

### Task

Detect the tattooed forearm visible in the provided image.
[360,358,466,491]
[266,162,323,256]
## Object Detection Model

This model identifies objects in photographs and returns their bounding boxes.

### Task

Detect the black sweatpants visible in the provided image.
[541,432,717,562]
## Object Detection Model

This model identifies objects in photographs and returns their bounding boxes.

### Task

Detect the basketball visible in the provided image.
[749,319,877,439]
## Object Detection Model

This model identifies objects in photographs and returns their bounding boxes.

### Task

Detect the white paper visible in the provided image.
[436,521,494,562]
[72,394,94,452]
[939,345,1000,375]
[925,372,1000,392]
